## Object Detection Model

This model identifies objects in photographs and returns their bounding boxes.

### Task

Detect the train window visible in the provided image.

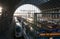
[16,26,21,32]
[0,6,3,16]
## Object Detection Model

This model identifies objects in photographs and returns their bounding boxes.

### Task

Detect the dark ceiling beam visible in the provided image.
[39,0,60,10]
[0,0,22,8]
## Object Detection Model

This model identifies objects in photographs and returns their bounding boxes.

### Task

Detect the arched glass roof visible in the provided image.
[15,4,41,14]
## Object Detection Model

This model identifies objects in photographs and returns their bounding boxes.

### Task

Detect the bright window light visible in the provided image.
[15,4,41,13]
[14,4,42,17]
[0,6,2,12]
